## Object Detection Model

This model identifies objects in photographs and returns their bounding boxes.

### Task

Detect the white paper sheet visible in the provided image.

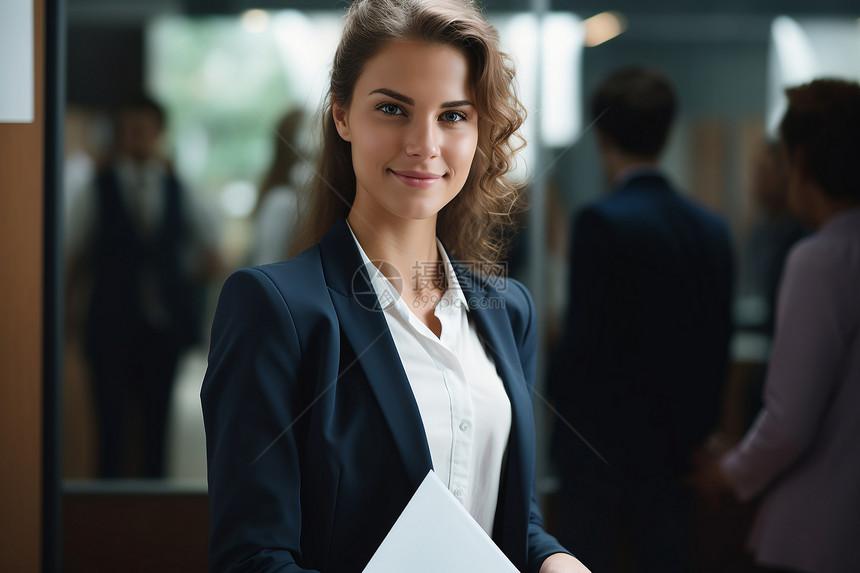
[363,470,519,573]
[0,0,34,123]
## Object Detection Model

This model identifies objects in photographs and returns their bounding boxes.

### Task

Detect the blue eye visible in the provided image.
[378,103,403,116]
[440,110,467,123]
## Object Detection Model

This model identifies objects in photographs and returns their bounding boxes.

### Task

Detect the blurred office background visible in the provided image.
[55,0,860,570]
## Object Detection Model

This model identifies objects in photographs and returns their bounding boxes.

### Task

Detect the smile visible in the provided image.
[389,169,443,188]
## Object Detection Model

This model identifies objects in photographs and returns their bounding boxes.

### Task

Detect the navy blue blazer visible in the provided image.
[549,172,734,478]
[202,217,567,572]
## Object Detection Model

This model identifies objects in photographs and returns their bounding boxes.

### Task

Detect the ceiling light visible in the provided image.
[241,9,270,34]
[583,11,627,47]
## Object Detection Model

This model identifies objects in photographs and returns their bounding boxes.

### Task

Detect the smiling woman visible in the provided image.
[333,40,478,233]
[291,0,527,273]
[200,1,589,571]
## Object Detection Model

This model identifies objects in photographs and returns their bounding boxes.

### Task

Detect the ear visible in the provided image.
[332,101,351,142]
[785,145,810,182]
[595,128,612,152]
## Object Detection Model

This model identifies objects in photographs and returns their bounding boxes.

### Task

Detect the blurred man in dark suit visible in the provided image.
[548,67,734,572]
[67,96,222,478]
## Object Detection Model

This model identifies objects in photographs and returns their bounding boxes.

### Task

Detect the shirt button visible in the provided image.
[459,421,470,431]
[455,488,465,497]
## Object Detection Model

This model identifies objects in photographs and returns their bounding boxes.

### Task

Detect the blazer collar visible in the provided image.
[614,169,672,193]
[342,219,470,313]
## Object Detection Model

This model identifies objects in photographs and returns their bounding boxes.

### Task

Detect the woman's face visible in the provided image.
[333,40,479,224]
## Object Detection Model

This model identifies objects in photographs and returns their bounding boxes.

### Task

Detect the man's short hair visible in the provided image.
[116,95,167,131]
[780,78,860,202]
[591,67,677,159]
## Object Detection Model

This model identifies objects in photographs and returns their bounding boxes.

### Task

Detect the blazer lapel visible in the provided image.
[319,217,433,489]
[452,262,531,556]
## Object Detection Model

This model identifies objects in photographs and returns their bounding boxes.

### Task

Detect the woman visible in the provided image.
[691,79,860,573]
[201,1,589,571]
[252,109,305,266]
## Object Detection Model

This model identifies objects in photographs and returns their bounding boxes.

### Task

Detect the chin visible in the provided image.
[388,196,455,222]
[393,206,445,222]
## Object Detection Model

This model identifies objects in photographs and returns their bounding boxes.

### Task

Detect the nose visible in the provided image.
[404,117,440,159]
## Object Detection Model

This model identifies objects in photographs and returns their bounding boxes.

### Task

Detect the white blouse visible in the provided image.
[347,224,512,536]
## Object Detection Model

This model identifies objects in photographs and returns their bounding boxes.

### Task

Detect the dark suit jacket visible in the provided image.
[549,172,733,478]
[202,217,567,572]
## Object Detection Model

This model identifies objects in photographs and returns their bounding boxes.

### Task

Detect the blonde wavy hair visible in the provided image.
[291,0,526,274]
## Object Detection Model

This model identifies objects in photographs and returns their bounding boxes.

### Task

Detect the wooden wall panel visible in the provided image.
[0,0,44,571]
[690,119,728,214]
[63,492,209,573]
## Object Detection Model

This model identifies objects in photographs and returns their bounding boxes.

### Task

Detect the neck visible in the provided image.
[603,149,659,187]
[816,197,860,227]
[346,208,443,296]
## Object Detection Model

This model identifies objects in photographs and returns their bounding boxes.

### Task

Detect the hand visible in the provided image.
[690,430,734,471]
[704,430,739,456]
[685,455,733,511]
[539,552,592,573]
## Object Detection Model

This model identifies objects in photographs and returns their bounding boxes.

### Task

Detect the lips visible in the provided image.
[389,169,444,188]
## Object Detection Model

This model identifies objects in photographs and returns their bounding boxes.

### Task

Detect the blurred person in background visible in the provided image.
[252,108,307,266]
[691,78,860,573]
[66,95,224,478]
[63,105,98,219]
[692,139,807,573]
[548,66,734,572]
[62,104,102,478]
[713,139,807,446]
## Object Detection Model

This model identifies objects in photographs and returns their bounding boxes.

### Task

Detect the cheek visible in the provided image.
[448,131,479,170]
[369,129,398,155]
[352,126,398,171]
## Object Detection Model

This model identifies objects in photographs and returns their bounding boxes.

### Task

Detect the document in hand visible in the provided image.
[362,470,519,573]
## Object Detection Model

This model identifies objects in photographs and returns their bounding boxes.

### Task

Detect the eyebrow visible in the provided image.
[369,88,473,109]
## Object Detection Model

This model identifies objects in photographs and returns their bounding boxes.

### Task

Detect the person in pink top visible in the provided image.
[690,78,860,573]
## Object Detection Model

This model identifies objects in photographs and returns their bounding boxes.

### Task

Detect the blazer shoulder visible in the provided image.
[454,262,534,338]
[211,245,341,377]
[500,276,533,315]
[214,244,339,345]
[678,193,730,228]
[680,197,734,253]
[491,275,535,341]
[242,244,329,307]
[594,183,730,235]
[580,191,646,228]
